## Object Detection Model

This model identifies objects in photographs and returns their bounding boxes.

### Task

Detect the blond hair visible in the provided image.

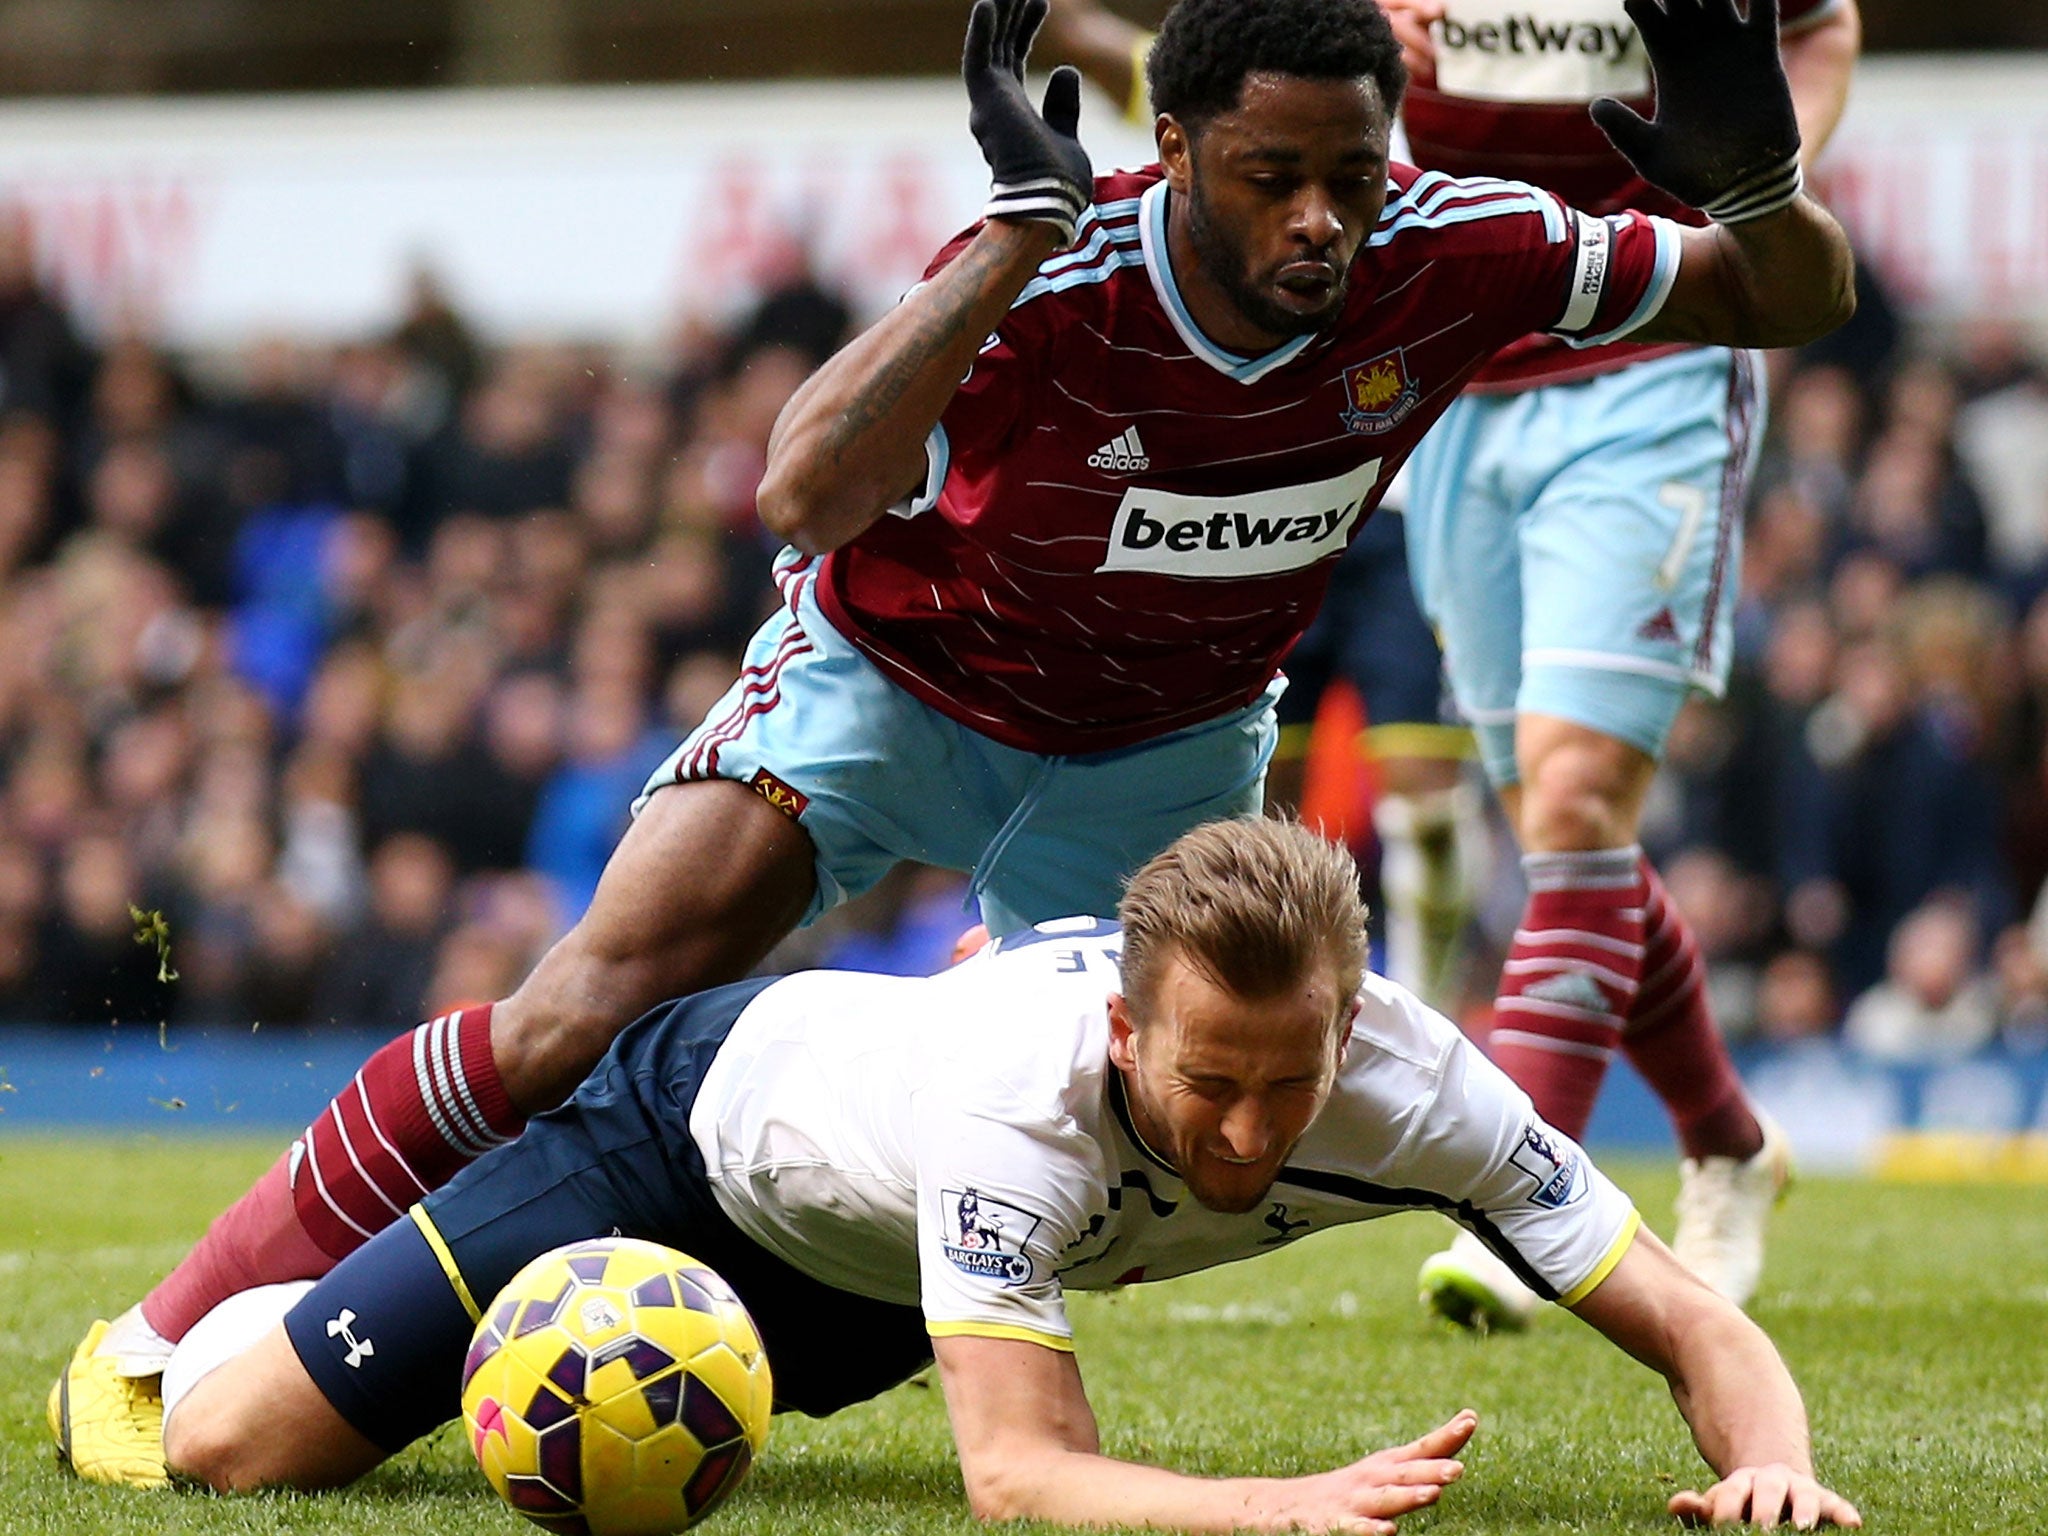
[1117,817,1367,1019]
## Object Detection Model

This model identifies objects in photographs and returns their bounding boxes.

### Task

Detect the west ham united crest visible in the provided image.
[1339,349,1421,435]
[747,767,810,820]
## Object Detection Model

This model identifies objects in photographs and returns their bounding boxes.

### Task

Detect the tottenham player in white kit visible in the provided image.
[52,0,1857,1488]
[143,821,1861,1531]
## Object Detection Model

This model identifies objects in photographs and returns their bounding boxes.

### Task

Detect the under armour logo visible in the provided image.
[327,1309,375,1368]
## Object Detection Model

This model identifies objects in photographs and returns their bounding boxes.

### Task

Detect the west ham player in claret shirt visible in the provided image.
[1038,0,1859,1329]
[1382,0,1859,1333]
[53,0,1854,1488]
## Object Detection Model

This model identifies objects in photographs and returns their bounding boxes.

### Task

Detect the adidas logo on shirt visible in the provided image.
[1088,427,1150,473]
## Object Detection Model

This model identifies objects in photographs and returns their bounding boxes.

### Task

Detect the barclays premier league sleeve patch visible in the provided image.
[1510,1123,1589,1210]
[940,1187,1045,1286]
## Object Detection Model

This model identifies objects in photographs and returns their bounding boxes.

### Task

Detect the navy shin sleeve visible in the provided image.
[284,1214,477,1454]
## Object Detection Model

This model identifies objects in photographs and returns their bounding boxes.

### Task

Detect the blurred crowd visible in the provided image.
[1638,301,2048,1062]
[6,199,2048,1063]
[0,205,881,1029]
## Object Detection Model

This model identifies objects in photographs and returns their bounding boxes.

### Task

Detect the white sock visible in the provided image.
[161,1281,316,1430]
[1373,783,1487,1009]
[100,1303,176,1378]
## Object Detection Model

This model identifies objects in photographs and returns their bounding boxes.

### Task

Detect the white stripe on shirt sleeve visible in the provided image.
[887,423,950,519]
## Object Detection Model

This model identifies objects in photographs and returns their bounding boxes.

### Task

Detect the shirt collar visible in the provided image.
[1138,179,1319,386]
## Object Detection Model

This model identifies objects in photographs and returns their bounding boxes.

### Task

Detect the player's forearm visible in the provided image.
[757,219,1059,556]
[1662,1302,1816,1479]
[1651,196,1855,350]
[1783,2,1861,166]
[1717,195,1856,346]
[966,1444,1328,1533]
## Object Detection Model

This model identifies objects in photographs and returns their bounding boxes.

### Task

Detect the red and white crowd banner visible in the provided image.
[0,58,2039,348]
[1815,56,2048,324]
[0,81,1156,347]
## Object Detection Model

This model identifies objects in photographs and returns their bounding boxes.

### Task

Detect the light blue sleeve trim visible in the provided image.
[1562,215,1682,349]
[1367,194,1553,249]
[1012,246,1144,310]
[887,423,950,519]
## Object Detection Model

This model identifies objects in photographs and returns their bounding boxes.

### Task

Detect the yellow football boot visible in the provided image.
[50,1319,169,1489]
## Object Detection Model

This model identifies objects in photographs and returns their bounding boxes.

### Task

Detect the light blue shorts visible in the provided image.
[637,555,1282,938]
[1403,347,1764,787]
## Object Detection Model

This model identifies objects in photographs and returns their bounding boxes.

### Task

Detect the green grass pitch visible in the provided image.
[3,1137,2046,1534]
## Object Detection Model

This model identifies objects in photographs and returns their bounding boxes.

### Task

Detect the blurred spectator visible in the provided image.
[314,833,454,1026]
[1953,322,2048,601]
[727,249,853,374]
[39,832,171,1026]
[237,883,331,1027]
[1842,898,1999,1061]
[411,351,575,536]
[1847,426,1988,579]
[1754,950,1840,1046]
[0,836,51,1022]
[392,263,482,416]
[1992,911,2048,1053]
[0,205,95,432]
[525,678,672,920]
[817,864,974,978]
[1777,632,2009,994]
[0,263,817,1031]
[1658,846,1771,1041]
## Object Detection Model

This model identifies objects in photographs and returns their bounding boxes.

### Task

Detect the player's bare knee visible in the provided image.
[1518,778,1627,851]
[164,1400,273,1492]
[1515,741,1644,851]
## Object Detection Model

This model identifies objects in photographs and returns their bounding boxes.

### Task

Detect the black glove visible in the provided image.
[964,0,1094,246]
[1590,0,1804,224]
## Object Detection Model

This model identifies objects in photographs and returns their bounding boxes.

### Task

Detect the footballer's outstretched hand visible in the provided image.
[965,0,1094,246]
[1669,1463,1864,1530]
[1590,0,1804,224]
[1262,1410,1476,1534]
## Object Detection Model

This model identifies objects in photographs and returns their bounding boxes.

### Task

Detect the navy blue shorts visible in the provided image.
[285,979,934,1454]
[1275,510,1451,741]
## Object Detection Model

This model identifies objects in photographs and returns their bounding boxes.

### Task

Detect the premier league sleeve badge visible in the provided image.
[940,1187,1047,1286]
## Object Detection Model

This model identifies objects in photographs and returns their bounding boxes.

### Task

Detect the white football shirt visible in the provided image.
[687,919,1640,1351]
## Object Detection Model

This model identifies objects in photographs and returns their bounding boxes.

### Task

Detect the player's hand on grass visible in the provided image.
[1375,0,1445,77]
[1264,1409,1476,1533]
[964,0,1094,246]
[1668,1463,1863,1530]
[1590,0,1804,224]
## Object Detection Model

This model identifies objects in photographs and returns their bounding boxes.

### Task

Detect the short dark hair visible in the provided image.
[1147,0,1406,134]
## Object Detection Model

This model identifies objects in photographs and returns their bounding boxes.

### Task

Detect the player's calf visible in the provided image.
[489,778,818,1109]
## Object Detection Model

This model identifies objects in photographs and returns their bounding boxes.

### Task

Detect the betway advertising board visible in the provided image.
[0,57,2040,346]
